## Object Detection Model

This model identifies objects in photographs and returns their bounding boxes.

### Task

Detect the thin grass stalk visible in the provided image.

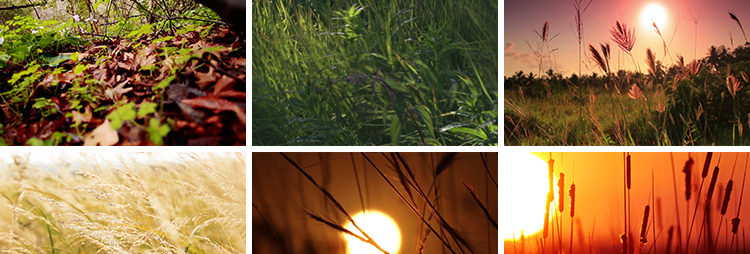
[460,180,497,229]
[730,154,750,252]
[667,226,674,254]
[622,152,630,254]
[360,153,462,254]
[669,153,684,254]
[653,168,658,254]
[479,153,498,188]
[280,153,391,254]
[686,153,710,249]
[729,11,748,44]
[696,153,723,254]
[627,153,632,254]
[570,181,576,254]
[713,181,734,248]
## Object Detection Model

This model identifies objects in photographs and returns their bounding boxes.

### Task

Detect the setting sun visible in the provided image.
[344,211,401,254]
[642,3,668,31]
[502,152,557,240]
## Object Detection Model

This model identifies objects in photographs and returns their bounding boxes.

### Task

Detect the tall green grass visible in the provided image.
[252,0,498,146]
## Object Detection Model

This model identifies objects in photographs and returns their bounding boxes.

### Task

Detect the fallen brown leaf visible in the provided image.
[83,119,119,146]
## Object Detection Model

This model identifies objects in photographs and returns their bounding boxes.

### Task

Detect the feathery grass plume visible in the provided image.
[590,44,609,74]
[611,21,635,52]
[628,84,642,100]
[558,173,565,212]
[640,205,650,242]
[729,11,748,43]
[570,183,576,217]
[727,75,743,97]
[646,48,656,76]
[722,180,734,215]
[689,60,701,76]
[652,20,669,56]
[683,157,694,201]
[541,21,549,42]
[602,43,611,70]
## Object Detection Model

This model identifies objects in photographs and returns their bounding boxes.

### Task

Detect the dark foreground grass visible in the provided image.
[253,152,498,254]
[252,0,498,146]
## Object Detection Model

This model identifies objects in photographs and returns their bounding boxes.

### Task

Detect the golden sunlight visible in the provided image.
[344,211,401,254]
[642,3,668,31]
[503,152,557,240]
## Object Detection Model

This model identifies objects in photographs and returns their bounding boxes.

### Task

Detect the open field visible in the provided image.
[0,152,245,253]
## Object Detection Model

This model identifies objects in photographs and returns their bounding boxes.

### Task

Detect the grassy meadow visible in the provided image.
[252,0,498,146]
[253,152,498,254]
[504,3,750,146]
[0,152,245,253]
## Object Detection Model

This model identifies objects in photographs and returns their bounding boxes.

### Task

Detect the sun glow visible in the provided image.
[642,3,668,31]
[344,211,401,254]
[502,152,558,240]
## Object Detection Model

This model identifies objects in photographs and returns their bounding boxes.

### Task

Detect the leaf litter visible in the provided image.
[0,25,246,145]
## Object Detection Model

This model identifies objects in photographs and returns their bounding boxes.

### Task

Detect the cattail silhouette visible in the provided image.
[558,173,565,212]
[666,226,674,254]
[640,205,650,243]
[702,152,713,178]
[627,154,632,189]
[732,217,741,234]
[683,157,694,200]
[708,166,720,200]
[722,180,734,215]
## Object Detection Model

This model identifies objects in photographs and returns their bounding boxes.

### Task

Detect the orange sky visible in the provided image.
[253,152,498,254]
[503,152,750,254]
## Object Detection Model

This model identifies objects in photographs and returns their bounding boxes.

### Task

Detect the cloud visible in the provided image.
[505,41,572,76]
[504,42,535,69]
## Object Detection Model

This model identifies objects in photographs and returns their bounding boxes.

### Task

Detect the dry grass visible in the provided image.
[0,152,246,253]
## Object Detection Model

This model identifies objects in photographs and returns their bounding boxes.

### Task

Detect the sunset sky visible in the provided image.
[502,152,750,254]
[504,0,750,78]
[253,152,498,254]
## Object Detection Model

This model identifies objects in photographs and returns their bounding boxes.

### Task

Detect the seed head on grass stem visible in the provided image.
[708,166,721,199]
[590,44,609,74]
[640,205,650,243]
[729,11,748,44]
[722,180,734,215]
[627,154,631,189]
[611,21,635,53]
[702,153,713,178]
[683,157,694,201]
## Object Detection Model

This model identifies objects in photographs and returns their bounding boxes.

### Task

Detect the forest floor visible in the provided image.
[0,23,246,145]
